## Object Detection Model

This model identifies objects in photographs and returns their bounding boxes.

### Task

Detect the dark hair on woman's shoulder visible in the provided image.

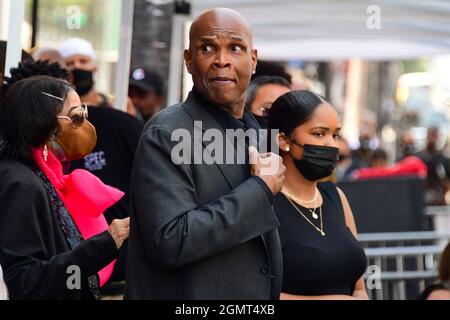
[1,60,69,99]
[268,90,327,135]
[0,75,71,164]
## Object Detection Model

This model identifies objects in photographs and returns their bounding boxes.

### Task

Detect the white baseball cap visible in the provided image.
[58,37,97,61]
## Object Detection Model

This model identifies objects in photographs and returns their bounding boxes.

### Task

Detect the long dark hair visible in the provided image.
[0,75,71,163]
[268,90,325,136]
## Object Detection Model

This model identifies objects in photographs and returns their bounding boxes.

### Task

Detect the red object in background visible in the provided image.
[352,156,427,180]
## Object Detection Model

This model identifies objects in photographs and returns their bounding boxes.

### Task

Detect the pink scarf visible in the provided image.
[31,146,124,286]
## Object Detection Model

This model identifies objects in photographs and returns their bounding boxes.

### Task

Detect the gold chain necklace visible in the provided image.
[281,186,319,205]
[283,194,326,236]
[281,187,321,219]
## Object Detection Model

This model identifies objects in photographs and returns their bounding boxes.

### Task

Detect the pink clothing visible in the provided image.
[353,156,427,180]
[32,146,124,286]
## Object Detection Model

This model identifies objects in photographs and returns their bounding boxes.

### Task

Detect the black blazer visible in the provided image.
[0,159,118,299]
[124,92,282,299]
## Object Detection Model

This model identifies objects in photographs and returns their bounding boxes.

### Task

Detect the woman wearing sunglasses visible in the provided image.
[268,90,368,300]
[0,76,129,299]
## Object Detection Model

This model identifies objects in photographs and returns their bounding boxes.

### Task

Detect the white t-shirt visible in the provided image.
[0,264,8,300]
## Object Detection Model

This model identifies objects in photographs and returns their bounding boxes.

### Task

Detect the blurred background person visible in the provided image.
[252,60,292,84]
[336,137,361,182]
[268,90,368,300]
[353,110,380,167]
[128,67,164,122]
[31,46,67,68]
[398,130,417,161]
[370,148,389,168]
[416,127,450,205]
[245,75,291,128]
[58,37,111,108]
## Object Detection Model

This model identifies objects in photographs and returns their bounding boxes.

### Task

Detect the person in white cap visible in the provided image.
[31,46,67,69]
[58,37,111,108]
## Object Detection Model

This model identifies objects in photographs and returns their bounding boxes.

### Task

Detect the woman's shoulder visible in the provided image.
[317,181,336,190]
[0,159,43,190]
[317,181,341,199]
[318,182,349,202]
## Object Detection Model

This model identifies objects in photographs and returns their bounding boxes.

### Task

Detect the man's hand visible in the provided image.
[249,146,285,195]
[108,217,130,249]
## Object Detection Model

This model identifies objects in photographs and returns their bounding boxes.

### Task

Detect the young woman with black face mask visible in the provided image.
[268,90,368,300]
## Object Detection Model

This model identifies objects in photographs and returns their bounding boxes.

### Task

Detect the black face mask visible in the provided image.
[252,114,269,129]
[71,69,94,96]
[291,141,339,181]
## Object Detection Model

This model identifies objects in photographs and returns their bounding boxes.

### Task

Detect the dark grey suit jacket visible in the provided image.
[124,91,282,299]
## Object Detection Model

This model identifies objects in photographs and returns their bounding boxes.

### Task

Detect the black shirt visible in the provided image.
[274,182,367,296]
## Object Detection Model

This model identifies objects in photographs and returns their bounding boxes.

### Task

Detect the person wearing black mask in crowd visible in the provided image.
[58,38,111,108]
[354,110,379,167]
[336,137,360,182]
[245,76,290,128]
[398,130,416,161]
[268,90,368,300]
[417,127,450,205]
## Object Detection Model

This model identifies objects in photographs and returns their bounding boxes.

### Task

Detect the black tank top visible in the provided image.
[274,182,367,296]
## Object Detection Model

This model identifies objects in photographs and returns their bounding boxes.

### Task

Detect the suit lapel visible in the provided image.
[182,92,272,260]
[182,92,246,190]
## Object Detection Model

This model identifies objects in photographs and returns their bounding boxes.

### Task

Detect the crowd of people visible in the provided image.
[0,7,449,300]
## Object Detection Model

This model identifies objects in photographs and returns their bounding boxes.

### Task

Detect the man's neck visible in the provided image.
[80,89,99,106]
[192,88,246,119]
[218,103,245,119]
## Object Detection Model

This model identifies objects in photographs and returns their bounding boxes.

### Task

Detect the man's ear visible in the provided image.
[184,49,192,74]
[251,49,258,74]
